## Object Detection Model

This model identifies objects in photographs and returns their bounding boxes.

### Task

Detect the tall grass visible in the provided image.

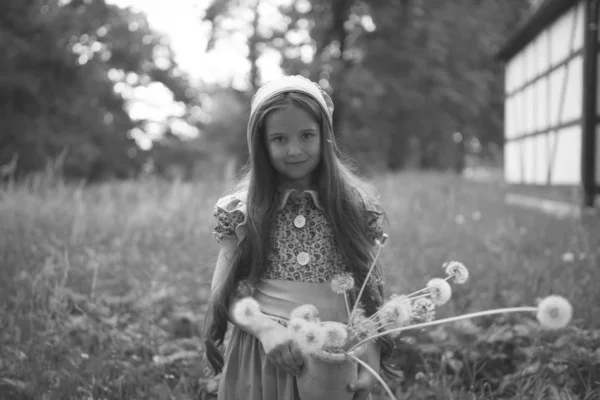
[0,172,598,399]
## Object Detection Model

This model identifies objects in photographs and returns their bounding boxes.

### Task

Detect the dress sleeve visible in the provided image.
[354,186,386,244]
[212,191,248,244]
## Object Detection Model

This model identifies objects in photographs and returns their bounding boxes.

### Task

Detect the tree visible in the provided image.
[0,0,199,181]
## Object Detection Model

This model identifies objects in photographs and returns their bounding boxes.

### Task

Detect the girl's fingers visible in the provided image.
[274,352,295,375]
[289,342,304,368]
[280,346,300,375]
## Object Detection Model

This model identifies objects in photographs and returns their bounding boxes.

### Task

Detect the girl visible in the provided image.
[205,75,396,400]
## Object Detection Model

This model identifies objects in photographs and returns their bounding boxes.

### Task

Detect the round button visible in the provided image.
[294,215,306,228]
[296,252,310,265]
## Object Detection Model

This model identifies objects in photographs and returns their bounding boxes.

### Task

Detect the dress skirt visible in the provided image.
[217,279,348,400]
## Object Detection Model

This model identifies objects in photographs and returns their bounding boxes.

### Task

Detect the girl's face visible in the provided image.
[264,104,322,190]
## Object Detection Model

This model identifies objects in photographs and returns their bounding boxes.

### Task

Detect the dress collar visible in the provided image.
[276,188,324,211]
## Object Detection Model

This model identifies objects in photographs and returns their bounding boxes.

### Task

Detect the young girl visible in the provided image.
[205,75,396,400]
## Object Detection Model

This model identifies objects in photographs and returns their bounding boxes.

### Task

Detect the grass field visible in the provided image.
[1,172,599,400]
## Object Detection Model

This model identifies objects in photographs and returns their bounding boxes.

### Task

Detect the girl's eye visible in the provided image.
[271,136,285,143]
[302,132,315,140]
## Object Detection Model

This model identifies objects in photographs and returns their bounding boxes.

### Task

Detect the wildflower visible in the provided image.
[290,304,320,322]
[444,261,469,284]
[419,310,436,323]
[426,278,452,305]
[350,310,378,340]
[331,273,355,294]
[413,298,435,312]
[232,297,262,324]
[411,298,436,324]
[561,252,575,263]
[536,295,572,330]
[379,295,412,326]
[321,322,348,350]
[298,322,326,352]
[287,318,307,335]
[349,307,367,326]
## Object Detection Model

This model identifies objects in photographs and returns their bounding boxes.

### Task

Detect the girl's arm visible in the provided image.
[210,241,304,376]
[210,238,238,295]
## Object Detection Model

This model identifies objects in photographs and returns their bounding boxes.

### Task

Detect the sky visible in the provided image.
[106,0,284,87]
[103,0,292,147]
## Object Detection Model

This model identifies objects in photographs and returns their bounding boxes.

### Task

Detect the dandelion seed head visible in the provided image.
[537,295,572,330]
[413,298,435,312]
[322,322,348,349]
[350,312,378,340]
[299,322,326,352]
[412,309,436,323]
[380,295,412,326]
[444,261,469,284]
[426,278,452,305]
[288,318,306,335]
[232,297,261,324]
[330,273,355,294]
[290,304,320,322]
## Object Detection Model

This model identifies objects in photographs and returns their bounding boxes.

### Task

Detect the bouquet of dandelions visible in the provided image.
[232,235,573,400]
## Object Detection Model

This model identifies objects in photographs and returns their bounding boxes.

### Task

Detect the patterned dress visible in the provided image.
[212,188,384,400]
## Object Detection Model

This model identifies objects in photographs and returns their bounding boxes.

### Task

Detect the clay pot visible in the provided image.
[296,343,366,400]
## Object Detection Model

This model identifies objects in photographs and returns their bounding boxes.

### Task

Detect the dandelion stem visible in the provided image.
[409,293,431,301]
[365,313,378,323]
[349,242,384,322]
[348,353,397,400]
[344,293,351,321]
[406,287,430,298]
[348,306,539,352]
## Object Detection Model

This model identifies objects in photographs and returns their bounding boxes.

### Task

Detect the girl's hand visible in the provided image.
[348,341,381,400]
[348,369,377,400]
[258,324,304,376]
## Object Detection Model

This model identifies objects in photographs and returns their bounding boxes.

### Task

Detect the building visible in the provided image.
[496,0,599,209]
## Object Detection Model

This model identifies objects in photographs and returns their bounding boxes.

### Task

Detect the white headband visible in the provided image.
[247,75,334,151]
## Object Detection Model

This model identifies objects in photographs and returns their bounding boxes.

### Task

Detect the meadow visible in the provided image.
[1,172,599,400]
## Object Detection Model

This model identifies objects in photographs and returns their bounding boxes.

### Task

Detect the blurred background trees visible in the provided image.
[0,0,532,182]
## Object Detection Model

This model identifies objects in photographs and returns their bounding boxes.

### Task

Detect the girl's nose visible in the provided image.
[287,142,302,156]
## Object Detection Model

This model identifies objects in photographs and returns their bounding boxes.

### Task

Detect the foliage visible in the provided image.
[1,172,599,399]
[203,0,531,171]
[0,0,199,181]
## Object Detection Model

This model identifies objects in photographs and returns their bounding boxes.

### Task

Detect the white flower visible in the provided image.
[536,295,572,330]
[413,298,435,313]
[331,273,355,294]
[561,252,575,263]
[411,309,436,324]
[321,322,348,349]
[350,310,378,340]
[232,297,262,324]
[426,278,452,305]
[379,295,412,326]
[287,318,307,335]
[298,322,326,352]
[290,304,320,322]
[444,261,469,284]
[349,307,367,326]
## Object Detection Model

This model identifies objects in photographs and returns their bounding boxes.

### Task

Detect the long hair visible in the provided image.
[205,91,398,377]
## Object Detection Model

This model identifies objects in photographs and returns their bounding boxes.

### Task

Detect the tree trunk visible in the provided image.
[248,0,261,90]
[329,0,352,136]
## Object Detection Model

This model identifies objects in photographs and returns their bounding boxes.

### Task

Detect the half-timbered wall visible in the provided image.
[504,0,585,186]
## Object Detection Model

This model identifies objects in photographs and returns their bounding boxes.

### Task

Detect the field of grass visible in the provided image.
[1,172,599,400]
